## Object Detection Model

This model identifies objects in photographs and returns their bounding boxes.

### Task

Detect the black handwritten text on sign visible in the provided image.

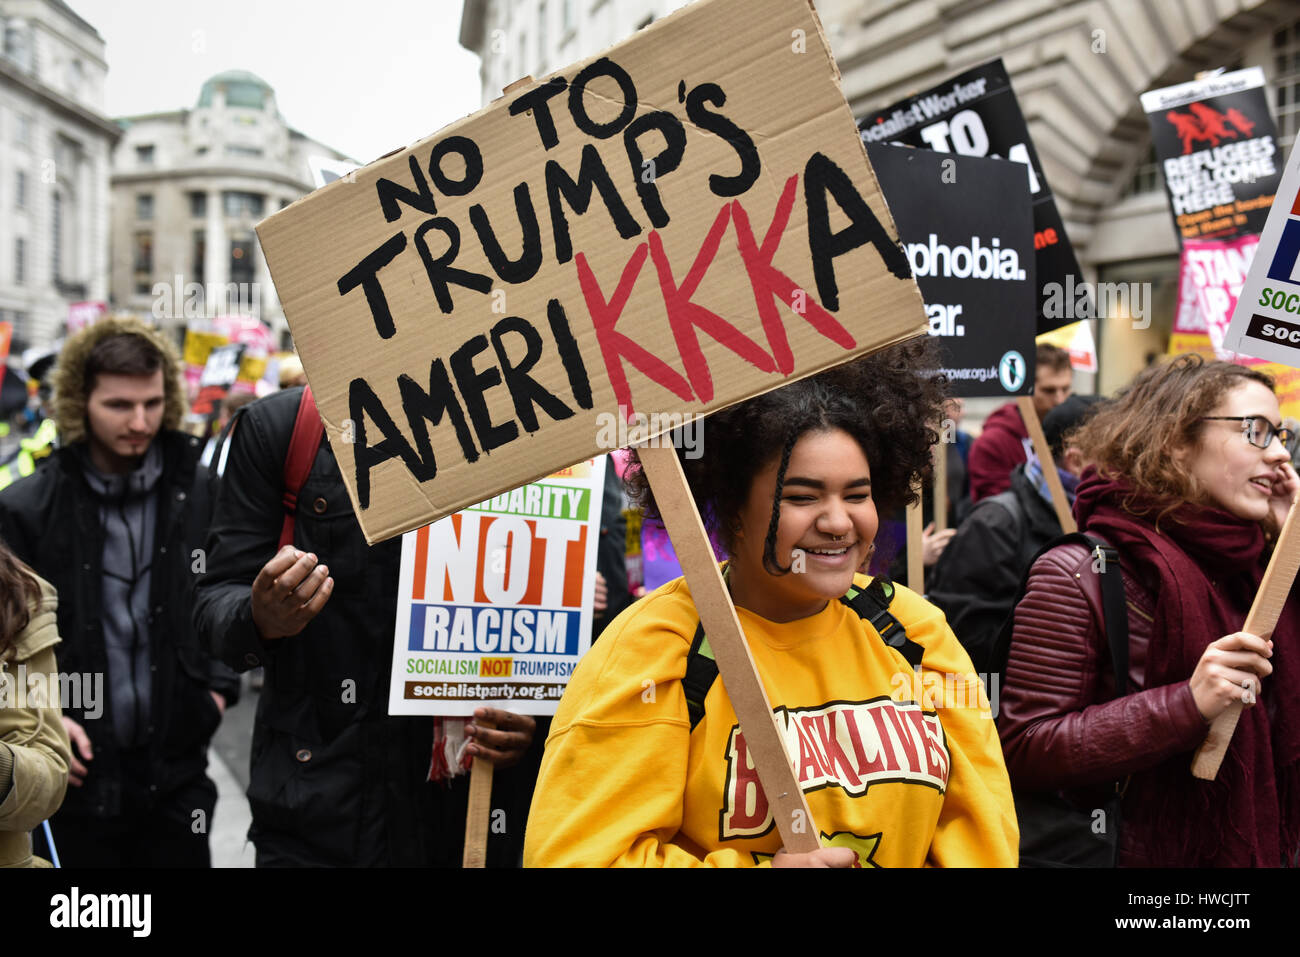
[257,0,928,543]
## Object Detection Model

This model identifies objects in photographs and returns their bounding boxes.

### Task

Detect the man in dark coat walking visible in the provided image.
[193,386,535,867]
[928,395,1102,674]
[0,317,238,866]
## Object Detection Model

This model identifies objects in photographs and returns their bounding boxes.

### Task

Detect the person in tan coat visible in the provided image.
[0,543,71,868]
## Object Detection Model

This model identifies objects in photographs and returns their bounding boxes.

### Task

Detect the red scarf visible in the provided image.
[1073,469,1300,866]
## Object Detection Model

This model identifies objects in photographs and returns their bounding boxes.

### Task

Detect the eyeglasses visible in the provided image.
[1200,416,1295,450]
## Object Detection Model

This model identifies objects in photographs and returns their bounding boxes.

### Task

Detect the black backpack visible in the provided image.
[681,577,924,730]
[991,532,1131,867]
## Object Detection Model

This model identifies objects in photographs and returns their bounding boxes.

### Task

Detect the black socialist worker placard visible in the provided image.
[868,144,1035,398]
[858,58,1082,335]
[1141,67,1283,243]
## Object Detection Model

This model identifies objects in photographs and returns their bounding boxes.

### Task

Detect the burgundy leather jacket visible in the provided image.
[997,542,1210,863]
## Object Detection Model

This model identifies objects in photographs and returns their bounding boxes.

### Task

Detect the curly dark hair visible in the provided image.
[625,337,948,574]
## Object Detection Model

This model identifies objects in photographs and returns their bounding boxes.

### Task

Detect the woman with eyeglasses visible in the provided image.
[999,355,1300,867]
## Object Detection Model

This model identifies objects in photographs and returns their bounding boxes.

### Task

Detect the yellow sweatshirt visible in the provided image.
[525,572,1018,867]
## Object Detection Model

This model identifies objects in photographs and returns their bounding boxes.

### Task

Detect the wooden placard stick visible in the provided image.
[637,444,820,854]
[905,488,924,591]
[1191,497,1300,779]
[933,440,948,533]
[462,717,495,868]
[1017,396,1075,534]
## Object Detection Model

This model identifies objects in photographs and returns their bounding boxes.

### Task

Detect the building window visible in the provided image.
[15,113,31,146]
[1122,142,1163,198]
[225,144,263,158]
[223,191,264,217]
[14,238,25,284]
[1275,20,1300,152]
[51,192,61,281]
[230,235,255,285]
[189,191,207,217]
[136,193,154,220]
[134,231,153,273]
[15,170,26,209]
[562,0,576,35]
[135,144,154,165]
[192,229,206,287]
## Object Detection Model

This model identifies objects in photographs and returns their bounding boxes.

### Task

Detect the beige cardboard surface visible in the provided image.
[258,0,928,544]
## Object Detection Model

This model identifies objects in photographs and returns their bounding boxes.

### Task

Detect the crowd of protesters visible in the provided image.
[0,316,1297,868]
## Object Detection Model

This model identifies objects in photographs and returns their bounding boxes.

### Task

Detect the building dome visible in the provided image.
[197,70,275,110]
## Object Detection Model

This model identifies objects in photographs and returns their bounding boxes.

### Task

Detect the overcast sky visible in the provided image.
[70,0,484,165]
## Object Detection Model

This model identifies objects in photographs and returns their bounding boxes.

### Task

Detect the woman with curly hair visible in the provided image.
[524,342,1018,867]
[1000,355,1300,867]
[0,538,71,867]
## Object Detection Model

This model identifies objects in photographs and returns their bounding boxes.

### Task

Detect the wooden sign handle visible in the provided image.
[637,445,820,855]
[933,440,948,533]
[462,717,495,868]
[905,489,924,591]
[1017,397,1075,534]
[1192,497,1300,779]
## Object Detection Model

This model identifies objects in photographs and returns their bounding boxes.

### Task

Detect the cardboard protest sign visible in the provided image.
[257,0,928,545]
[857,59,1083,336]
[1141,68,1282,243]
[866,144,1035,398]
[181,316,274,399]
[1037,320,1097,374]
[1222,140,1300,366]
[189,342,246,418]
[388,457,605,717]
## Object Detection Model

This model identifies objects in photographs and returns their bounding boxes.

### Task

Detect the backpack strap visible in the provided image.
[842,577,924,669]
[682,576,915,731]
[991,532,1129,698]
[682,622,717,732]
[1088,537,1129,698]
[278,386,325,551]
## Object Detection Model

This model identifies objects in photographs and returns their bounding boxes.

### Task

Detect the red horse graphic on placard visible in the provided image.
[1165,104,1257,154]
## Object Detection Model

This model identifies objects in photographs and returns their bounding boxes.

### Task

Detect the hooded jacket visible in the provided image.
[0,317,237,821]
[968,402,1029,502]
[0,577,72,867]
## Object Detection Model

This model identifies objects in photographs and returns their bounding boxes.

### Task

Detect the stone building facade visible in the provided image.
[109,70,355,346]
[460,0,1300,396]
[0,0,118,352]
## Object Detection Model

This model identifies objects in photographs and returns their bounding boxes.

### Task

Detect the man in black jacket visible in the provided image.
[0,317,238,866]
[927,395,1101,674]
[193,386,535,867]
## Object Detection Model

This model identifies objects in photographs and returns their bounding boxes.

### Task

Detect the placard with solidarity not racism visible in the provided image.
[866,145,1035,398]
[1223,142,1300,366]
[257,0,928,544]
[857,58,1082,336]
[1140,67,1282,244]
[389,458,605,717]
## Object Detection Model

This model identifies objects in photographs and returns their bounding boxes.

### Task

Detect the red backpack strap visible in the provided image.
[278,385,325,550]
